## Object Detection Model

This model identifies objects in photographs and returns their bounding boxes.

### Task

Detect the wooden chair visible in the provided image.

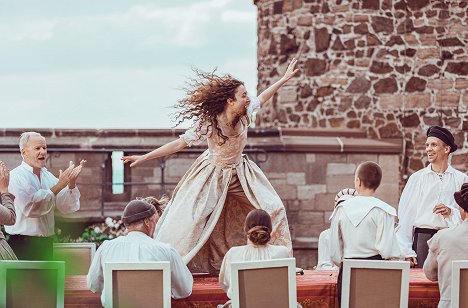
[0,260,65,308]
[451,260,468,308]
[104,261,171,308]
[230,257,297,308]
[341,259,410,308]
[53,242,96,275]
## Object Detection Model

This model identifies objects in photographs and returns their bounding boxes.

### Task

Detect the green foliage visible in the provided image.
[55,218,126,247]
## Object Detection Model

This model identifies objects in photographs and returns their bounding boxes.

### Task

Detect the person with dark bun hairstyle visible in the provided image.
[122,59,299,273]
[396,126,468,268]
[218,209,289,301]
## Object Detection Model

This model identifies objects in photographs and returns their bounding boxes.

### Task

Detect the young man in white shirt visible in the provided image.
[423,183,468,308]
[6,132,85,260]
[329,161,402,303]
[87,199,193,307]
[396,126,468,268]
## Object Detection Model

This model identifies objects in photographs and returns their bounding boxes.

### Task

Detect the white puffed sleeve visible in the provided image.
[247,96,261,117]
[179,120,212,147]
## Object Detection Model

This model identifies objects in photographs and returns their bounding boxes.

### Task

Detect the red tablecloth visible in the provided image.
[65,269,439,308]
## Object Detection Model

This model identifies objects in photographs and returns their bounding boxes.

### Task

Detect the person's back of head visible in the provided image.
[355,161,382,193]
[244,209,272,246]
[122,199,159,236]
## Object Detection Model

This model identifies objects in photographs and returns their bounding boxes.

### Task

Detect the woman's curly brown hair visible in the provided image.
[173,69,244,145]
[137,195,170,217]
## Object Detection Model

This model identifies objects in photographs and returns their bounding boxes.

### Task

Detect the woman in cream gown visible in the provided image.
[122,59,298,272]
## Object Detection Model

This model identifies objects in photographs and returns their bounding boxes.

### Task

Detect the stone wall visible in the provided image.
[0,128,400,268]
[253,0,468,179]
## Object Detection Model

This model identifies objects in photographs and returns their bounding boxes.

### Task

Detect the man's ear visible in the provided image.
[444,146,450,154]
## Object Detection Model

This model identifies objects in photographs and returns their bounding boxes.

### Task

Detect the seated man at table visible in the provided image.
[87,198,193,306]
[424,183,468,308]
[329,162,402,303]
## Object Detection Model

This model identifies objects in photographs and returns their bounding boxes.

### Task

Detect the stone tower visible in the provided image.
[254,0,467,176]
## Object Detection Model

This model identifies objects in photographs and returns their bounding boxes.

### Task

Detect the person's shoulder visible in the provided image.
[407,167,428,180]
[9,165,25,179]
[449,166,468,177]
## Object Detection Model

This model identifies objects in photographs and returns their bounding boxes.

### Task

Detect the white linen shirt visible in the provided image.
[316,229,338,270]
[5,161,80,236]
[396,165,468,258]
[219,242,289,299]
[87,231,193,306]
[329,196,402,266]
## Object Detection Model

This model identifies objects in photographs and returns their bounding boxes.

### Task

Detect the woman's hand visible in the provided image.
[281,58,299,82]
[121,155,145,167]
[0,161,9,194]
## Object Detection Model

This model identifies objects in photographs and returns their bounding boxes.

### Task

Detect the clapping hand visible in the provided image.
[69,160,86,189]
[57,161,75,190]
[0,161,9,194]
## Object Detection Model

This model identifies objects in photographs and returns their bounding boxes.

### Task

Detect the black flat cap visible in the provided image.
[426,126,457,153]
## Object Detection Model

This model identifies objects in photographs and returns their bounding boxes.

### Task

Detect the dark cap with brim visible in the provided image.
[426,125,457,153]
[454,183,468,212]
[122,200,156,225]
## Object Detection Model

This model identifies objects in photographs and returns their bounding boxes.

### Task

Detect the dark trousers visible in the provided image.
[412,227,438,268]
[337,255,383,306]
[7,235,54,261]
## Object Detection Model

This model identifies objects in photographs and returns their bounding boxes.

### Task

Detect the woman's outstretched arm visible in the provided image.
[257,58,299,107]
[121,138,188,167]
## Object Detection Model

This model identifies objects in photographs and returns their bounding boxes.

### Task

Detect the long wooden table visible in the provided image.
[65,269,439,308]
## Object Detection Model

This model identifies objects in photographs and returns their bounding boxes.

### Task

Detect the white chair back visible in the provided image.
[230,257,297,308]
[341,259,410,308]
[53,242,96,275]
[104,261,171,308]
[451,260,468,308]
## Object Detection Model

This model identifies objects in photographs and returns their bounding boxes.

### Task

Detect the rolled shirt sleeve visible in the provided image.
[56,186,80,214]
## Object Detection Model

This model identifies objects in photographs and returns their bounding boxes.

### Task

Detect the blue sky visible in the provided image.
[0,0,257,128]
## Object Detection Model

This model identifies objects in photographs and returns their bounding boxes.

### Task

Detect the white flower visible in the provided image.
[94,227,101,234]
[105,217,114,227]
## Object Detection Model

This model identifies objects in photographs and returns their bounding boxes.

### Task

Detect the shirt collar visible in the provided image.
[20,161,49,175]
[423,164,455,174]
[127,231,152,239]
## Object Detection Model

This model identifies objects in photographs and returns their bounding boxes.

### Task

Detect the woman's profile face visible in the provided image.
[230,85,250,116]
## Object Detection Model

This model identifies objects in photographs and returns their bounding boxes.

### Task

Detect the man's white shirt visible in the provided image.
[87,231,193,306]
[329,196,403,266]
[396,164,468,258]
[5,161,80,236]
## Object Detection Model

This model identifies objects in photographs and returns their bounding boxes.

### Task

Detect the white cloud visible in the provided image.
[221,10,256,23]
[0,19,57,42]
